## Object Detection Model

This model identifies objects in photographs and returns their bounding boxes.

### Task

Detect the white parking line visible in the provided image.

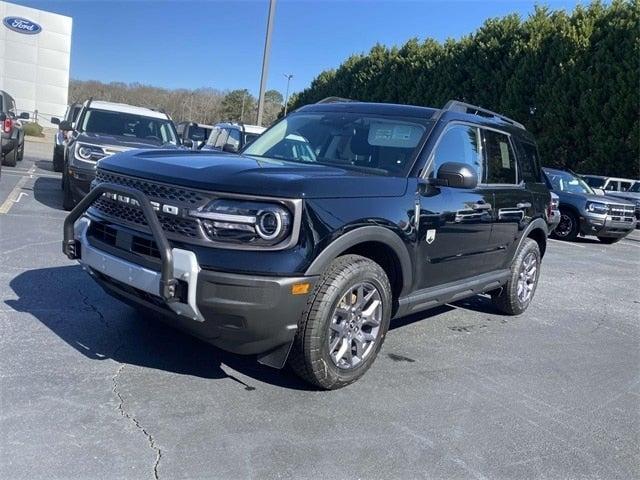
[548,239,587,248]
[619,241,640,249]
[0,165,36,214]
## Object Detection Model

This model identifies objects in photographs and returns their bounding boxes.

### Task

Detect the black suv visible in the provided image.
[63,100,552,389]
[1,90,30,167]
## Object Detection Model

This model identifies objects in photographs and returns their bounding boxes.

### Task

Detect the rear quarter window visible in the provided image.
[518,141,542,183]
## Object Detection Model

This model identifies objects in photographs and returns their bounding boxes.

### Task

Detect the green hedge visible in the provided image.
[22,122,44,138]
[289,0,639,177]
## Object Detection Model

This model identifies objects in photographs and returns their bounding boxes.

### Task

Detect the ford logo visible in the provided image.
[3,16,42,35]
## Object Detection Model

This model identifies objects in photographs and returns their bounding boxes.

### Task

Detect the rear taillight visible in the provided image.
[2,117,12,134]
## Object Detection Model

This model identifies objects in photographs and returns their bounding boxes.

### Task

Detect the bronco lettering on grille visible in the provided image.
[102,192,180,216]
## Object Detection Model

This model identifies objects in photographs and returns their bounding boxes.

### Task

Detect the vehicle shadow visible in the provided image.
[35,159,56,173]
[6,265,311,391]
[32,176,64,211]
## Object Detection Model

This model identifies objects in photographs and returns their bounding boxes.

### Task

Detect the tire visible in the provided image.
[491,238,541,316]
[62,173,75,211]
[2,146,17,167]
[597,236,620,244]
[53,147,64,172]
[551,208,579,241]
[17,141,24,162]
[289,254,392,390]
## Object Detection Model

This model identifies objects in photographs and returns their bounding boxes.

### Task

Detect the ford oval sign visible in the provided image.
[3,16,42,35]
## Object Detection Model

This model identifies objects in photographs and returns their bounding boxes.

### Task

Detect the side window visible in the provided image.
[207,127,220,146]
[430,124,481,179]
[214,128,229,148]
[482,129,517,184]
[620,181,632,192]
[518,142,542,183]
[227,129,241,149]
[605,181,617,191]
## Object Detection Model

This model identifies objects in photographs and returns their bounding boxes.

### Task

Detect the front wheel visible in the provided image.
[492,238,541,315]
[551,209,579,241]
[289,255,392,390]
[597,236,620,244]
[62,173,75,211]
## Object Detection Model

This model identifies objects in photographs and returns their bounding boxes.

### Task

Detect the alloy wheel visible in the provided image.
[516,252,538,304]
[555,213,573,237]
[327,282,382,370]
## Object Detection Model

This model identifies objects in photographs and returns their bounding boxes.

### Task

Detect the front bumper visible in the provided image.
[63,183,317,357]
[67,167,95,202]
[581,212,637,238]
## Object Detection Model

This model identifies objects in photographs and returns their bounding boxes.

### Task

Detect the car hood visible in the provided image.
[604,191,640,203]
[554,190,635,206]
[77,132,179,150]
[97,150,409,199]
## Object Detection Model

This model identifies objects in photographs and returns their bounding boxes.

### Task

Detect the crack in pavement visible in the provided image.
[113,364,162,480]
[81,292,163,479]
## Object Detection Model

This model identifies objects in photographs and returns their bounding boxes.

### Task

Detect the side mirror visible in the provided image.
[222,143,239,154]
[19,112,29,120]
[51,117,60,125]
[435,162,478,189]
[59,120,73,131]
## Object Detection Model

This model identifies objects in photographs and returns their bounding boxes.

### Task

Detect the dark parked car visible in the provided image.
[1,90,29,167]
[60,99,180,210]
[51,103,82,172]
[543,168,636,243]
[176,121,214,149]
[200,122,265,153]
[63,99,553,389]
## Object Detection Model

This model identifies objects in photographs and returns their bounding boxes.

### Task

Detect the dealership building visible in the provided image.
[0,1,72,126]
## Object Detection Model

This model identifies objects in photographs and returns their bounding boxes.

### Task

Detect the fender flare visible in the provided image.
[304,226,413,296]
[515,217,549,258]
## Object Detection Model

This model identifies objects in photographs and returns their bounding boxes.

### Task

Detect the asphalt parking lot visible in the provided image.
[1,140,639,480]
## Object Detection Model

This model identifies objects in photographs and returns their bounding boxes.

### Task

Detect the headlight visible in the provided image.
[190,199,293,246]
[586,201,608,214]
[74,143,107,162]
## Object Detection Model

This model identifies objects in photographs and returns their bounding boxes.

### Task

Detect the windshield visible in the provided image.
[243,112,432,176]
[187,125,211,142]
[79,109,178,145]
[583,176,605,188]
[545,169,594,194]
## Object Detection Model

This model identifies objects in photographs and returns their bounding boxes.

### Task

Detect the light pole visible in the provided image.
[256,0,277,126]
[283,73,293,116]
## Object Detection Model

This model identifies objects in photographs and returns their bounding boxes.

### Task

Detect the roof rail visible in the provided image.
[443,100,525,130]
[316,96,357,104]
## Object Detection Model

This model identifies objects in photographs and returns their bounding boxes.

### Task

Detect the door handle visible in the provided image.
[471,202,492,211]
[516,202,532,209]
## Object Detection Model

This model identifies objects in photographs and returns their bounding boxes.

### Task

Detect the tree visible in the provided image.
[221,89,255,123]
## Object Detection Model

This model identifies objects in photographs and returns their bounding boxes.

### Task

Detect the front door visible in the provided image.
[416,123,494,289]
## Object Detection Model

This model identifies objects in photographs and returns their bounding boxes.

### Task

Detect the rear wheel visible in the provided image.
[492,238,541,315]
[597,236,620,244]
[17,141,24,161]
[289,255,392,390]
[62,173,75,211]
[551,209,579,241]
[53,147,64,172]
[2,146,17,167]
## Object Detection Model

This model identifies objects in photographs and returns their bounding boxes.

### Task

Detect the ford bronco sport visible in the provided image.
[63,99,553,389]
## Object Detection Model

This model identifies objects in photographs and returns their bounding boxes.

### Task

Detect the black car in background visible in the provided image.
[176,122,214,149]
[60,99,180,210]
[1,90,30,168]
[64,99,554,389]
[51,103,82,172]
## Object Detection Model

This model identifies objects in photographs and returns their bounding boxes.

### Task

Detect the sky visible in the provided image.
[8,0,587,97]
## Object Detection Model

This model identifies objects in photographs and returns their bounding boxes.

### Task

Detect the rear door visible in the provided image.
[416,122,494,288]
[481,128,534,270]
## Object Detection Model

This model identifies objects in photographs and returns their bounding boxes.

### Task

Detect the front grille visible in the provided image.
[608,204,635,217]
[90,170,208,241]
[95,170,207,205]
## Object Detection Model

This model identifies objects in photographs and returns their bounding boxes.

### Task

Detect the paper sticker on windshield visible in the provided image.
[368,122,424,148]
[499,142,511,168]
